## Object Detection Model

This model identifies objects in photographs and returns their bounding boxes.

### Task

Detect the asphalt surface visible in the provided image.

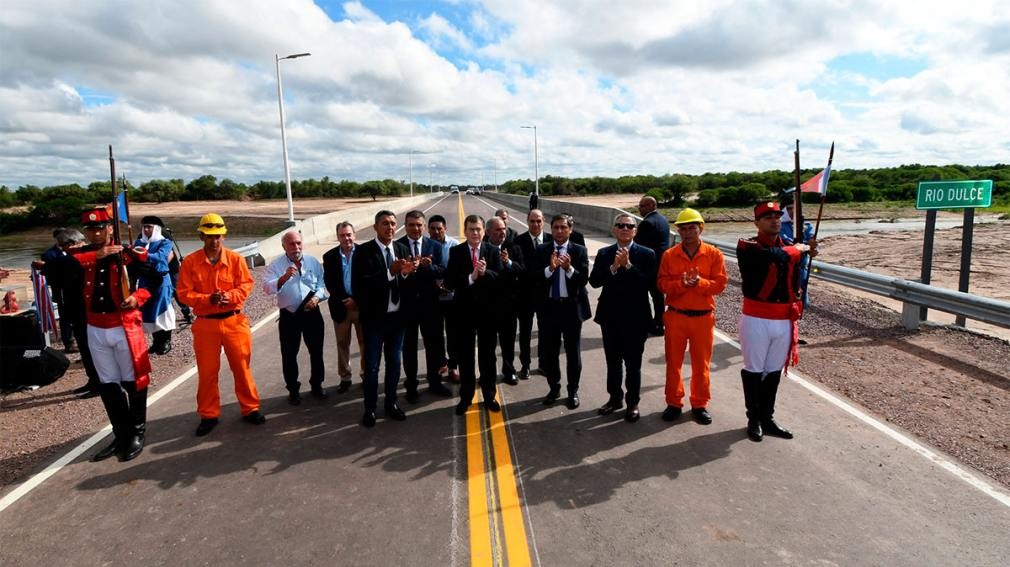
[2,193,1009,566]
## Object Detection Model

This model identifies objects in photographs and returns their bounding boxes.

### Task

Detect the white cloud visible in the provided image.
[1,0,1009,189]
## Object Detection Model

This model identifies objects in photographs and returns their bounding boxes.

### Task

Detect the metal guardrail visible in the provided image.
[708,238,1010,330]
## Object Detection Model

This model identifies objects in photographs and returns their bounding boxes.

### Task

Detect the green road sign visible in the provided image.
[916,180,992,210]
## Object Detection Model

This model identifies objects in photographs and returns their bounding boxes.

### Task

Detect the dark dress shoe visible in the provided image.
[566,395,580,409]
[242,410,266,425]
[747,420,764,442]
[691,408,713,425]
[195,418,219,436]
[502,373,519,386]
[518,367,530,380]
[156,342,172,356]
[455,401,470,416]
[597,401,623,416]
[311,387,328,400]
[429,382,453,397]
[92,438,120,462]
[386,403,407,421]
[405,388,420,404]
[485,399,501,412]
[625,406,641,423]
[288,391,301,406]
[761,419,793,439]
[542,389,561,406]
[336,380,352,393]
[662,406,682,422]
[362,411,377,427]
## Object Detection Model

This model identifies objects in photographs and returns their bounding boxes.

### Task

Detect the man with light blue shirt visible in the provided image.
[263,230,329,404]
[428,214,460,384]
[323,222,365,393]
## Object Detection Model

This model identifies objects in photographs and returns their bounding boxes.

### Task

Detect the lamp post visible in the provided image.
[520,125,538,196]
[428,163,436,192]
[408,150,415,197]
[275,52,311,227]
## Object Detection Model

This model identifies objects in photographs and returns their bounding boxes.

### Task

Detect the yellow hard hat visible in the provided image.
[674,208,704,225]
[197,213,227,235]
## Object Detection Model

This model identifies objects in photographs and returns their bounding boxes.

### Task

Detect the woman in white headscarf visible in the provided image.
[134,215,177,354]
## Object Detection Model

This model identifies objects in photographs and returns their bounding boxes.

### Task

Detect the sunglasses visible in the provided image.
[201,223,225,229]
[614,223,636,229]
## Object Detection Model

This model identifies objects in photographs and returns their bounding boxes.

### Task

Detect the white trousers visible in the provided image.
[87,324,136,384]
[739,314,791,374]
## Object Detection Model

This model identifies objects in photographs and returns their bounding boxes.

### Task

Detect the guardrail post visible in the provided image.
[901,301,920,330]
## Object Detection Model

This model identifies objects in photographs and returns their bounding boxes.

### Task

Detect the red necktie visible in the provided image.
[471,247,479,267]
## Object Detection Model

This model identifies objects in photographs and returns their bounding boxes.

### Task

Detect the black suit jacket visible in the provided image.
[634,210,671,257]
[445,242,502,310]
[534,240,591,321]
[589,242,656,328]
[490,239,525,305]
[322,245,353,322]
[396,235,445,311]
[351,239,413,319]
[515,232,545,295]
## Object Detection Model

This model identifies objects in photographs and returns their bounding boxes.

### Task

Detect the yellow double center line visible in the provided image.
[464,390,531,567]
[456,194,531,566]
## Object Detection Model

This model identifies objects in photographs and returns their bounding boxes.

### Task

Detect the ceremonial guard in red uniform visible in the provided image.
[74,206,156,462]
[736,201,816,442]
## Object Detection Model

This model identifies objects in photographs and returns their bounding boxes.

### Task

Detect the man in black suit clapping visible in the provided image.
[487,216,525,386]
[351,210,416,427]
[513,209,546,379]
[535,213,591,409]
[446,215,504,415]
[589,213,657,422]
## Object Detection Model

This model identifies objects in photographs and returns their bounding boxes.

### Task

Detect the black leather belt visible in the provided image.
[203,310,240,320]
[667,307,712,317]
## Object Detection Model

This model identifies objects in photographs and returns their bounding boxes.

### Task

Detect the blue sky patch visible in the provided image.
[75,86,116,107]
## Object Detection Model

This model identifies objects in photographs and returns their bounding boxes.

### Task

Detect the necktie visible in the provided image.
[471,246,479,267]
[552,245,563,298]
[534,236,540,247]
[413,240,420,258]
[385,246,399,304]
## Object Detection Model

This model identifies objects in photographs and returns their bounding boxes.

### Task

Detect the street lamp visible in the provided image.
[408,150,415,197]
[428,163,437,192]
[520,125,539,196]
[275,51,311,227]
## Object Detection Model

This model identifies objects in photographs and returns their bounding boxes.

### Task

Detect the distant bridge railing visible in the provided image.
[232,242,263,269]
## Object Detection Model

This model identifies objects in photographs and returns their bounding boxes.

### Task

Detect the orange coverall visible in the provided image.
[657,241,728,409]
[177,248,261,419]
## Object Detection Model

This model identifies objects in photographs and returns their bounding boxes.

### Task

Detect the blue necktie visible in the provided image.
[413,240,420,258]
[552,245,563,298]
[385,247,399,304]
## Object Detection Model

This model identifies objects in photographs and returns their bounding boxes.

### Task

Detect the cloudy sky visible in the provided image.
[2,0,1008,189]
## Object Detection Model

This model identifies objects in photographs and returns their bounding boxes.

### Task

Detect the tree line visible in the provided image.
[2,164,1007,233]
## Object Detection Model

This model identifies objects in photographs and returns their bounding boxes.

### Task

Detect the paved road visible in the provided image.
[2,193,1009,566]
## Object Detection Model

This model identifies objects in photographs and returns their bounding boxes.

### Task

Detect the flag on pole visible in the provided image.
[800,162,831,195]
[31,266,57,337]
[115,190,129,223]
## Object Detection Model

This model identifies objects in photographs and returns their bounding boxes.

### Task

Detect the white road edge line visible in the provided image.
[0,310,281,514]
[713,328,1010,509]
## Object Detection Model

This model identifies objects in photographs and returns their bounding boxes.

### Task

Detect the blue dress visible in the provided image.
[134,237,177,332]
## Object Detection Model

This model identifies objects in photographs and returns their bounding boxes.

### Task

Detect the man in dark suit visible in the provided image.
[446,215,504,415]
[322,221,365,393]
[486,216,525,386]
[396,210,452,402]
[351,210,417,427]
[634,195,671,336]
[513,209,545,380]
[589,213,657,422]
[535,213,591,409]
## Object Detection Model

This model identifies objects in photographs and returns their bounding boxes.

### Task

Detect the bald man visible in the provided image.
[634,195,671,336]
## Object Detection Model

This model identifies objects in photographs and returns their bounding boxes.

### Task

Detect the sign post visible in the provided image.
[915,180,993,326]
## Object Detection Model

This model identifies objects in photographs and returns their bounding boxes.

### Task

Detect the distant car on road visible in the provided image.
[450,185,460,194]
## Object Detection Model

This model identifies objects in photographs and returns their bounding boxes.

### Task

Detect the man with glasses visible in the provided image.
[535,214,591,409]
[351,210,416,427]
[589,214,657,422]
[657,209,727,425]
[177,213,265,436]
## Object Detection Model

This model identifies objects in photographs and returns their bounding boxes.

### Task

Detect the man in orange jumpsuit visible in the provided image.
[177,213,265,436]
[657,208,727,424]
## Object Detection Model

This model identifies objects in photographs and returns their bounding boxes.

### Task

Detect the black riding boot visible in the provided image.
[761,371,793,439]
[93,383,129,462]
[741,370,764,442]
[119,381,147,461]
